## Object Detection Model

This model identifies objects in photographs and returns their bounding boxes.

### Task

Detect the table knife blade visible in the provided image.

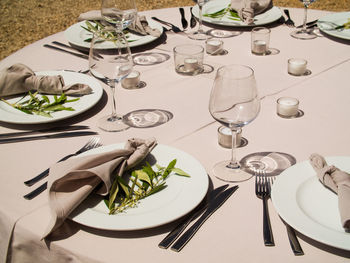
[158,184,229,249]
[171,185,239,252]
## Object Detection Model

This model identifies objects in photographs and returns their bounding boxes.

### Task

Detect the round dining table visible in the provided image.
[0,4,349,263]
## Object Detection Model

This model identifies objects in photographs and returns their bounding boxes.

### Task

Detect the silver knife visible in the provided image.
[286,224,304,256]
[171,185,239,252]
[44,44,89,59]
[0,131,97,144]
[158,184,229,249]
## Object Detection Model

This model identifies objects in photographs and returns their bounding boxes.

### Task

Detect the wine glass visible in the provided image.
[209,64,260,182]
[290,0,317,39]
[188,0,210,40]
[89,29,133,132]
[101,0,137,33]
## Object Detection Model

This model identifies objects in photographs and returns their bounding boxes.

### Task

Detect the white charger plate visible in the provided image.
[64,20,163,50]
[192,0,282,27]
[271,156,350,251]
[0,71,103,124]
[318,12,350,41]
[69,143,209,231]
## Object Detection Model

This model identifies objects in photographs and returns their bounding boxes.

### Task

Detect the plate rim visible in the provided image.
[271,156,350,251]
[0,70,103,124]
[192,0,282,27]
[318,11,350,41]
[69,143,209,231]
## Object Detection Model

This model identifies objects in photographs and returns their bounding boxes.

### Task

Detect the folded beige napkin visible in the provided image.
[42,137,157,239]
[310,153,350,231]
[78,11,161,37]
[0,64,92,97]
[230,0,273,24]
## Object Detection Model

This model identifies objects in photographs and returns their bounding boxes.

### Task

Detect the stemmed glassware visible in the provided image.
[188,0,210,40]
[89,29,133,132]
[209,65,260,182]
[291,0,317,39]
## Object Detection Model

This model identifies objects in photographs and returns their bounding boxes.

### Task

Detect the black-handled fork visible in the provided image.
[151,17,183,33]
[179,8,188,30]
[283,9,295,28]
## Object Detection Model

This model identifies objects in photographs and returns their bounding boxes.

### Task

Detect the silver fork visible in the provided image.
[23,137,102,200]
[255,170,275,246]
[283,9,295,28]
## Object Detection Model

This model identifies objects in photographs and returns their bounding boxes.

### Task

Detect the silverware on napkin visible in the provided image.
[44,44,89,59]
[0,131,97,144]
[170,185,239,252]
[179,8,188,30]
[158,184,229,249]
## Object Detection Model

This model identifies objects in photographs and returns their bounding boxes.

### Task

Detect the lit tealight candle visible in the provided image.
[121,71,140,89]
[218,126,241,148]
[206,39,223,55]
[252,40,267,55]
[288,58,307,76]
[277,97,299,118]
[184,58,199,72]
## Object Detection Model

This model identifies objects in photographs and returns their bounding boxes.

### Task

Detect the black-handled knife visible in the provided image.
[179,8,188,29]
[23,182,47,200]
[171,185,239,252]
[158,184,229,249]
[0,131,97,144]
[44,44,89,60]
[286,224,304,256]
[190,7,197,28]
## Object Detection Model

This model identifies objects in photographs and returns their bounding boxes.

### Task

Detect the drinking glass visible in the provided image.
[290,0,317,39]
[209,65,260,182]
[89,29,133,132]
[188,0,210,40]
[101,0,137,33]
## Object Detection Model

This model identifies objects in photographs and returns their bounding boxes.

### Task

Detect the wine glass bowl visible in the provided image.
[89,29,133,132]
[101,0,137,32]
[209,64,260,182]
[188,0,210,40]
[290,0,317,39]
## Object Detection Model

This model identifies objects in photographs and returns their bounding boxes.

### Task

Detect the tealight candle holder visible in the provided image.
[205,39,223,55]
[173,44,204,76]
[218,126,242,148]
[288,58,307,76]
[277,97,299,118]
[121,70,141,89]
[251,27,270,56]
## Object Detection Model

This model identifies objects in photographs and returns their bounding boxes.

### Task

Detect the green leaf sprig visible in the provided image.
[106,159,190,215]
[1,91,79,118]
[203,4,241,21]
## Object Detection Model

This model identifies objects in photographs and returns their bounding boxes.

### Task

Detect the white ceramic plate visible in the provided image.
[0,71,103,124]
[318,12,350,41]
[69,143,209,231]
[192,0,282,27]
[271,156,350,251]
[64,20,163,49]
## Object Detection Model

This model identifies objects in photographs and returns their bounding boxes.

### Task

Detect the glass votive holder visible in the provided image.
[173,44,204,76]
[218,126,242,148]
[288,58,307,76]
[277,97,299,118]
[251,27,271,56]
[205,39,223,55]
[121,70,140,89]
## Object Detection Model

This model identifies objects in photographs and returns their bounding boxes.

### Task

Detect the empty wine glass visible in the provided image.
[188,0,210,40]
[101,0,137,33]
[209,65,260,182]
[89,29,133,132]
[291,0,317,39]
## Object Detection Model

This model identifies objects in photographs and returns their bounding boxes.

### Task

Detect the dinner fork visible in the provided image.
[255,170,275,246]
[151,17,183,33]
[283,9,295,28]
[23,137,102,200]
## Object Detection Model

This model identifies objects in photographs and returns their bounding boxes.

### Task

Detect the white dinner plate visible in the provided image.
[318,12,350,41]
[64,20,163,50]
[192,0,282,27]
[69,143,209,231]
[0,71,103,124]
[271,156,350,251]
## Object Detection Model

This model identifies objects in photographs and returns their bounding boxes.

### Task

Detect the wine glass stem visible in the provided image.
[302,5,308,31]
[109,84,118,119]
[198,5,204,33]
[227,127,241,169]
